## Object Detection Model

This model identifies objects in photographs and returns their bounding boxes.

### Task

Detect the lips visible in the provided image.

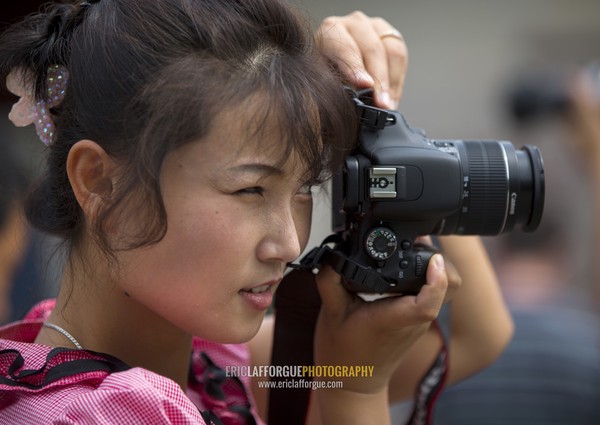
[239,278,281,294]
[239,278,281,310]
[242,284,271,294]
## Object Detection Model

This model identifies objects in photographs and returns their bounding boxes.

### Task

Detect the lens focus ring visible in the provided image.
[460,142,509,234]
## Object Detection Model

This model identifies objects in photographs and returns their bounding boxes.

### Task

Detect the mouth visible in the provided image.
[240,284,272,294]
[239,278,281,294]
[238,278,281,310]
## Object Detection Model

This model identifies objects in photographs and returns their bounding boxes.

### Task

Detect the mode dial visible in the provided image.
[365,227,398,261]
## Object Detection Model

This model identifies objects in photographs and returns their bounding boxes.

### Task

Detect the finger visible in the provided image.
[380,37,408,107]
[315,265,355,318]
[342,17,394,109]
[370,19,408,108]
[343,16,408,109]
[359,253,447,329]
[317,16,375,89]
[413,253,448,319]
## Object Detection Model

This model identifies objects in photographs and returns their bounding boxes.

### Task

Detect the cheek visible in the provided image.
[295,201,313,252]
[122,195,261,283]
[115,206,259,341]
[157,206,248,270]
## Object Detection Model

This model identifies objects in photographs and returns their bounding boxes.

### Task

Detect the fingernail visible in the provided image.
[380,91,396,110]
[433,254,445,272]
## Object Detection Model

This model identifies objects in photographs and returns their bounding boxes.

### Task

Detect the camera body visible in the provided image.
[322,93,545,294]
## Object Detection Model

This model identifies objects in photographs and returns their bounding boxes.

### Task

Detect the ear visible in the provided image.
[66,140,117,222]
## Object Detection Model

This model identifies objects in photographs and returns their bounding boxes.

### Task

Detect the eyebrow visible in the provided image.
[228,163,284,177]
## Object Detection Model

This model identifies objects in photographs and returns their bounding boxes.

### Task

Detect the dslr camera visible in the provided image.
[296,90,545,294]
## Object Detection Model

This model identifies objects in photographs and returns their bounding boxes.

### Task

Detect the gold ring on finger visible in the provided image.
[379,29,404,42]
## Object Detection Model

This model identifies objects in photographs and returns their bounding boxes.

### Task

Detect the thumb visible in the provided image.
[413,253,447,317]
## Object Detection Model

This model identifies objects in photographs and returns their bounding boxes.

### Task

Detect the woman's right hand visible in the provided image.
[312,254,448,423]
[317,11,409,110]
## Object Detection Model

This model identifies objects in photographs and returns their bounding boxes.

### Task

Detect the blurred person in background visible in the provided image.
[568,66,600,303]
[432,66,600,425]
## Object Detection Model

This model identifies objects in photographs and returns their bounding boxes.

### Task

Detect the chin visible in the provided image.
[199,316,265,344]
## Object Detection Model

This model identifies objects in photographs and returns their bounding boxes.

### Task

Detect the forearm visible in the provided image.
[310,388,391,425]
[438,236,513,381]
[591,167,600,303]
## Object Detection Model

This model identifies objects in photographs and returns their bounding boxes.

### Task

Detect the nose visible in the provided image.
[256,209,305,265]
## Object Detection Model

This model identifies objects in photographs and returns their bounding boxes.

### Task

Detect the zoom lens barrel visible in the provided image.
[434,141,545,235]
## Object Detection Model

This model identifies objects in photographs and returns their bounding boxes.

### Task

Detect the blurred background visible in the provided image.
[1,0,600,423]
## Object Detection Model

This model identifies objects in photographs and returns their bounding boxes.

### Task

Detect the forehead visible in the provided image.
[164,94,309,178]
[204,92,322,173]
[210,95,289,158]
[161,86,329,189]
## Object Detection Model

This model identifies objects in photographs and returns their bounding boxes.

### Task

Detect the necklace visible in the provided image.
[42,322,83,350]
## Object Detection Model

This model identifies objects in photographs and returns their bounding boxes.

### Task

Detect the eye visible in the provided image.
[295,183,315,199]
[297,184,312,195]
[235,186,265,196]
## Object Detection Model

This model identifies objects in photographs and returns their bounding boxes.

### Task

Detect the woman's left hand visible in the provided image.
[317,11,408,110]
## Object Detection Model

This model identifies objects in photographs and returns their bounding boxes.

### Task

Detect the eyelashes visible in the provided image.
[234,186,265,196]
[233,182,315,198]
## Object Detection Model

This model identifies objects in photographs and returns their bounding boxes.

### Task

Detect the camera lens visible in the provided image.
[435,141,545,235]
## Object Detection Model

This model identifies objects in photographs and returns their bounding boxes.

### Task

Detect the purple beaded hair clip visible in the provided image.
[6,64,69,146]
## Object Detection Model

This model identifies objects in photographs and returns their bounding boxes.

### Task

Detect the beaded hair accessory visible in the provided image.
[6,64,69,146]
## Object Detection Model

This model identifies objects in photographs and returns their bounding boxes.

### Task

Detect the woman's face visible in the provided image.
[116,104,314,343]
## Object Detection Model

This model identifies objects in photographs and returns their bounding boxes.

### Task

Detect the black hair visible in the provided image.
[0,0,357,256]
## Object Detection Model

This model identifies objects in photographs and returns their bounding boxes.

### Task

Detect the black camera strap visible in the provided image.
[290,235,398,294]
[267,268,321,425]
[268,240,449,425]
